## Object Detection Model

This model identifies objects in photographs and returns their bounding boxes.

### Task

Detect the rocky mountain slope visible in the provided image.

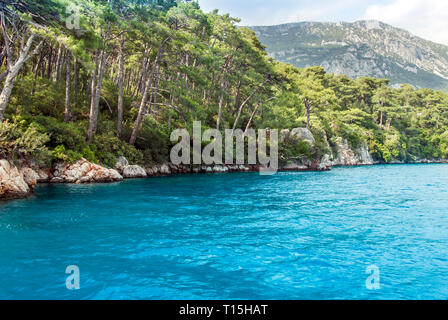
[250,20,448,90]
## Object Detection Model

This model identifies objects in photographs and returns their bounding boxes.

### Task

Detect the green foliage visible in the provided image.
[280,136,312,163]
[310,127,331,158]
[2,0,448,170]
[0,119,50,160]
[51,145,83,163]
[9,75,65,118]
[91,134,144,168]
[81,146,97,163]
[121,117,170,164]
[33,116,87,151]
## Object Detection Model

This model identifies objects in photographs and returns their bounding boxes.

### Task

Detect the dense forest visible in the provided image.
[1,0,448,169]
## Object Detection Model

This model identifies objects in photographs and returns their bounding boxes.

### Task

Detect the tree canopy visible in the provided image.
[1,0,448,166]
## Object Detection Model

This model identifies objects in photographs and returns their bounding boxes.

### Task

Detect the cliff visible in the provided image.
[331,137,374,166]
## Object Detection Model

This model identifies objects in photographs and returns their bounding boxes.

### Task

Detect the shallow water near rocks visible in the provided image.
[1,164,448,299]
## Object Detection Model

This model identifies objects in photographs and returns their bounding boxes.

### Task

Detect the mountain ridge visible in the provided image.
[250,20,448,90]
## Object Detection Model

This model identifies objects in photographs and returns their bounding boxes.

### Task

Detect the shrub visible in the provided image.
[51,145,83,164]
[0,119,50,160]
[439,131,448,158]
[81,146,97,163]
[8,75,65,118]
[33,116,86,152]
[339,125,363,149]
[92,133,144,167]
[280,136,312,163]
[310,127,331,158]
[121,117,170,164]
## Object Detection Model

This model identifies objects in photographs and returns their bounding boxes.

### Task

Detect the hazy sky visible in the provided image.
[198,0,448,45]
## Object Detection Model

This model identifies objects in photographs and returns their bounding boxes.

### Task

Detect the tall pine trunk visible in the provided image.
[0,28,40,121]
[130,37,170,145]
[64,52,71,123]
[53,45,62,82]
[216,80,225,130]
[117,36,125,137]
[73,57,78,110]
[87,49,107,143]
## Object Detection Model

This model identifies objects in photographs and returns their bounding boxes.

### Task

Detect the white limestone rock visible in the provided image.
[0,159,31,199]
[122,165,147,178]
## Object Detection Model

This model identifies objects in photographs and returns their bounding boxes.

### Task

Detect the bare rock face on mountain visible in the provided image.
[52,159,123,184]
[251,20,448,90]
[0,160,34,200]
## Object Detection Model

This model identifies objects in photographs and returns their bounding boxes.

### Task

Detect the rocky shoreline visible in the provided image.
[2,155,447,201]
[2,128,447,201]
[0,151,335,201]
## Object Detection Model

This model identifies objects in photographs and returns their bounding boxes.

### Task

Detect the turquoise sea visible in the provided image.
[1,164,448,299]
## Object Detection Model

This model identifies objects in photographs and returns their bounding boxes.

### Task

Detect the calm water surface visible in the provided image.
[1,164,448,299]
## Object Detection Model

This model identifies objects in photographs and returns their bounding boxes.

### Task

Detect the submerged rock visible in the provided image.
[52,159,123,183]
[0,159,32,200]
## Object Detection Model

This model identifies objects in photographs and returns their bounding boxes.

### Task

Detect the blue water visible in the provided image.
[1,164,448,300]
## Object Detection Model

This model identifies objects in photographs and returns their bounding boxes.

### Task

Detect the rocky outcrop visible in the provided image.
[281,128,315,145]
[20,167,38,188]
[317,154,332,170]
[122,165,147,178]
[280,154,331,172]
[145,163,172,176]
[51,159,123,184]
[159,164,171,175]
[115,156,129,172]
[114,157,147,178]
[290,128,315,145]
[279,128,331,171]
[282,128,373,167]
[331,137,373,166]
[35,168,51,183]
[0,159,34,200]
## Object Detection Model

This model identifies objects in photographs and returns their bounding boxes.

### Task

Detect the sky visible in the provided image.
[197,0,448,45]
